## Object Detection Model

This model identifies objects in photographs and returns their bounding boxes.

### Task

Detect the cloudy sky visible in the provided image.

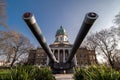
[1,0,120,47]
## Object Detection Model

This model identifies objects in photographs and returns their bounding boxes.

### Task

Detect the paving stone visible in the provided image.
[54,74,74,80]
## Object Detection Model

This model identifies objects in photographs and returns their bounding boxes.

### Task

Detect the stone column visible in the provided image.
[69,49,71,55]
[63,49,65,62]
[59,49,63,63]
[52,49,54,55]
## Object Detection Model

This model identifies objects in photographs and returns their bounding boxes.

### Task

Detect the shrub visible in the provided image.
[74,65,120,80]
[0,69,11,80]
[0,66,55,80]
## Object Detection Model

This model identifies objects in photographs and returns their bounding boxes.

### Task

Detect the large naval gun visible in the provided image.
[23,12,98,73]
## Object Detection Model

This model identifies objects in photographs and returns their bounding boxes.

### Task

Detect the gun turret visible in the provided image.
[23,12,57,63]
[23,12,98,73]
[66,12,98,63]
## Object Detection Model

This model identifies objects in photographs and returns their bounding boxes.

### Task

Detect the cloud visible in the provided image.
[0,0,8,28]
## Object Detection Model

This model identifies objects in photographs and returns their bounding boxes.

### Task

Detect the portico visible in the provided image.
[47,26,77,65]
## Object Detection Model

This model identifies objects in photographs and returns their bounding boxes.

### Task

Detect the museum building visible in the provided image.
[27,26,97,67]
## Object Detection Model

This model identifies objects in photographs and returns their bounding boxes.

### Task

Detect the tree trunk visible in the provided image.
[10,58,16,67]
[108,58,114,68]
[10,51,17,67]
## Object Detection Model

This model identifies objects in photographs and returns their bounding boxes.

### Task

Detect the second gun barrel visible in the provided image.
[66,12,98,63]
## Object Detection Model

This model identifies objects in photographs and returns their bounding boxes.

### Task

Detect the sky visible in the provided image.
[1,0,120,47]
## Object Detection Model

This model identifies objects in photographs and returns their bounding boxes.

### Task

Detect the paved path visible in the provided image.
[54,74,74,80]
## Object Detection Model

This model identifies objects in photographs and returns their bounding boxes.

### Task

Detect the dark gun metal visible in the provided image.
[23,12,58,63]
[66,12,98,63]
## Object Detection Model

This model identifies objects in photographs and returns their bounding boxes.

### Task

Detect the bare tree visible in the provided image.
[82,29,119,68]
[81,33,97,50]
[114,12,120,27]
[0,31,34,67]
[111,12,120,68]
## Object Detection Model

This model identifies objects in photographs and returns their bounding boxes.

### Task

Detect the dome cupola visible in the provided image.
[56,26,67,36]
[54,26,69,44]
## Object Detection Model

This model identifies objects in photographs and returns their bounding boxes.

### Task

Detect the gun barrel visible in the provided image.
[66,12,98,63]
[23,12,57,63]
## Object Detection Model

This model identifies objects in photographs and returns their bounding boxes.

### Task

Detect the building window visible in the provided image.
[60,37,62,41]
[85,61,88,65]
[80,54,82,58]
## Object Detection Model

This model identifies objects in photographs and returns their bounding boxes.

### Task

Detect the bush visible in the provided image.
[0,69,11,80]
[0,66,55,80]
[74,65,120,80]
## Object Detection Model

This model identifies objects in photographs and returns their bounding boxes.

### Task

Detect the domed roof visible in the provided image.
[56,26,67,36]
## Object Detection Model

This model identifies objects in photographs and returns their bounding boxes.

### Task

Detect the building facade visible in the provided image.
[28,26,97,67]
